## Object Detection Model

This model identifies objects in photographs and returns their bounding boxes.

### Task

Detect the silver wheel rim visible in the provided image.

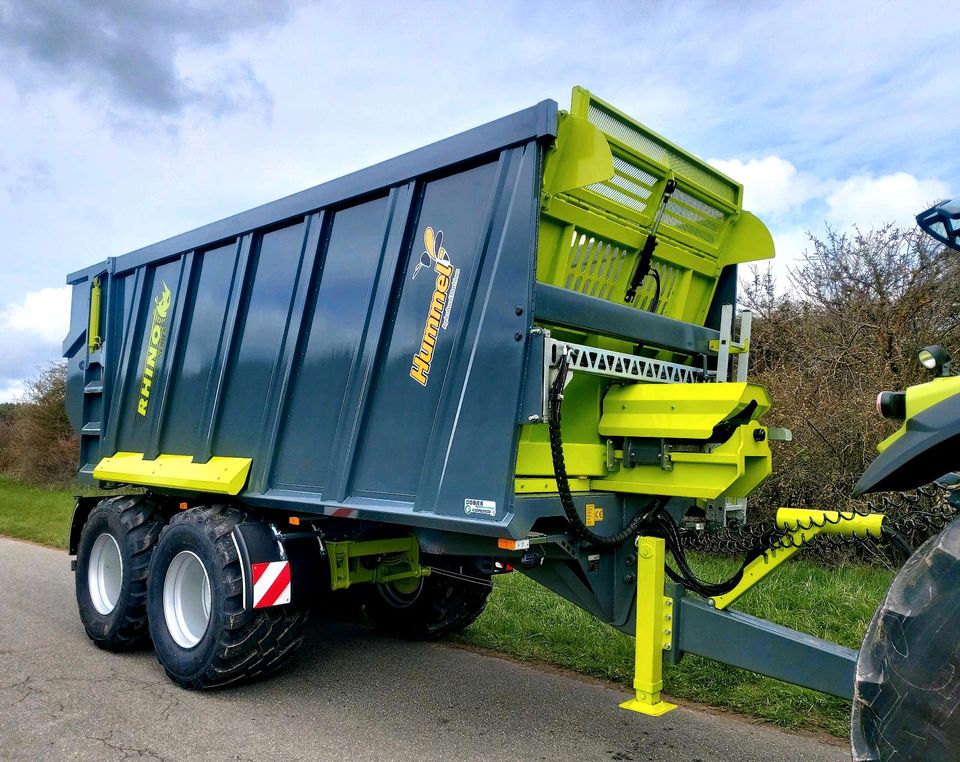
[88,533,123,615]
[163,551,211,649]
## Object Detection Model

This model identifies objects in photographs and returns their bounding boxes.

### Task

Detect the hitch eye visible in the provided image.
[919,345,951,376]
[877,391,906,420]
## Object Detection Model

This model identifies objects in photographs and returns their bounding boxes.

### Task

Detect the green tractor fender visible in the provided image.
[853,389,960,496]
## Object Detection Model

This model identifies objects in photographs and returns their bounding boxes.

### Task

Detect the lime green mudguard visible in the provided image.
[877,375,960,453]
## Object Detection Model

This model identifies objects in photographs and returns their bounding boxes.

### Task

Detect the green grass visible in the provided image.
[0,475,891,737]
[0,477,77,548]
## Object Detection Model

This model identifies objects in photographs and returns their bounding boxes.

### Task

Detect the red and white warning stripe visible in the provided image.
[251,560,291,608]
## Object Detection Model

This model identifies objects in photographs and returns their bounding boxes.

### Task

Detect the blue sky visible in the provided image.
[0,0,954,400]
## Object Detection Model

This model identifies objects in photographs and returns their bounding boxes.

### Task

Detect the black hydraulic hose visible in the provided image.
[548,348,770,595]
[548,351,656,547]
[648,269,662,313]
[882,525,914,565]
[650,507,754,597]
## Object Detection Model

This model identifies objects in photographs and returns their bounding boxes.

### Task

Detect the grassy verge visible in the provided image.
[0,476,77,548]
[0,476,891,736]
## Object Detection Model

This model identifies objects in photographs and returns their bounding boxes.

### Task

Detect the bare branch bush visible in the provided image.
[0,363,79,485]
[745,224,960,526]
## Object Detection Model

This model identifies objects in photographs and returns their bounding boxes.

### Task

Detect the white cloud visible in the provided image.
[825,173,950,230]
[711,155,951,288]
[0,381,25,404]
[710,156,821,217]
[769,228,813,280]
[0,287,71,402]
[1,286,71,344]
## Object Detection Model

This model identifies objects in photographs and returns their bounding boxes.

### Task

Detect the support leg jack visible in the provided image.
[620,535,677,716]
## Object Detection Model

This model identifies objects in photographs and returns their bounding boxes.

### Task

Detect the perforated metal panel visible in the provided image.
[561,227,682,314]
[632,262,681,313]
[563,230,630,300]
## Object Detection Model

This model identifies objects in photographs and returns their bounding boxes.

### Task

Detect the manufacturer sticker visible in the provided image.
[137,282,172,416]
[464,498,496,517]
[585,503,604,527]
[409,227,460,387]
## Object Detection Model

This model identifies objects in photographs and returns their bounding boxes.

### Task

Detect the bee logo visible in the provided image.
[412,227,450,280]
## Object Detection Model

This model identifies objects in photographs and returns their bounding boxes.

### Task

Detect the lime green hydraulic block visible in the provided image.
[595,422,772,499]
[595,382,772,499]
[621,536,677,716]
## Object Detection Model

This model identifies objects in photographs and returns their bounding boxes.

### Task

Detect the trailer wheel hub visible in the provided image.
[377,577,424,607]
[163,550,211,649]
[88,532,123,615]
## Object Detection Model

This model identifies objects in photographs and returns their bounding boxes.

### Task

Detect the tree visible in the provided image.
[0,363,78,484]
[742,224,959,517]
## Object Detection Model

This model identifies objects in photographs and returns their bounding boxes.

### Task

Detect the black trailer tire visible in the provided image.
[852,517,960,761]
[147,505,308,690]
[75,495,165,651]
[362,563,491,640]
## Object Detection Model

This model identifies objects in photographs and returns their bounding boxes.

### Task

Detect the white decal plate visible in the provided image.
[464,499,496,517]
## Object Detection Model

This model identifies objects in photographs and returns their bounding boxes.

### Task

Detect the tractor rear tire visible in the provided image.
[852,516,960,761]
[147,505,308,689]
[362,561,491,640]
[75,495,165,651]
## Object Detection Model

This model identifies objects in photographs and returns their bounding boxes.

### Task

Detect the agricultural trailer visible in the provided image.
[62,87,956,759]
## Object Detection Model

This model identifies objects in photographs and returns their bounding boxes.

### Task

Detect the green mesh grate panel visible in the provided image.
[586,104,738,206]
[585,155,658,215]
[663,188,725,245]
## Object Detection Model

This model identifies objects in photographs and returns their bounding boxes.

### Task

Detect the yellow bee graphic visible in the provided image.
[412,227,450,280]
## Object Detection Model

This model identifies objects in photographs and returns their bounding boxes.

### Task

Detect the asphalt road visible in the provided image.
[0,537,849,761]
